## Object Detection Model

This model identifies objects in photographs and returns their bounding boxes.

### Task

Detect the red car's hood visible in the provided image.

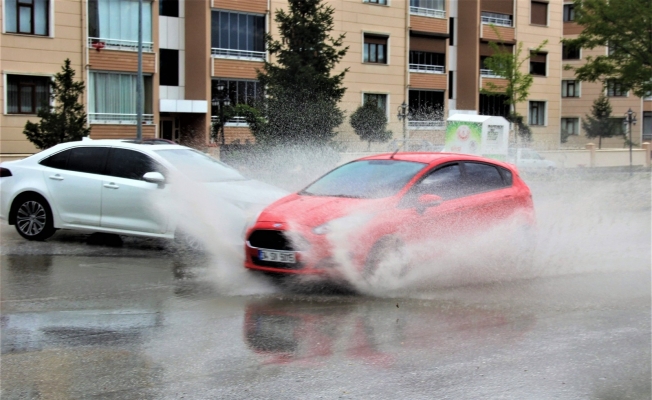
[257,193,389,228]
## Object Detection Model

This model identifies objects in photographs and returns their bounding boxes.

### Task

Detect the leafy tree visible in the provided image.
[562,0,652,98]
[256,0,349,146]
[350,100,392,148]
[23,59,90,150]
[211,103,266,143]
[582,93,623,149]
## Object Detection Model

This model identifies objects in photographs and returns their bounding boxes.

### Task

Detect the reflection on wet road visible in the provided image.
[1,250,649,399]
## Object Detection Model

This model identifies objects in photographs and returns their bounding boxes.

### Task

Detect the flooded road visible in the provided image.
[1,171,650,399]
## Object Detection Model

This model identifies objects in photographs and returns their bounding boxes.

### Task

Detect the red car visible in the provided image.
[244,152,535,280]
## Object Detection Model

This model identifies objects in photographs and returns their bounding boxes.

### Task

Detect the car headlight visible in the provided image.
[312,223,330,235]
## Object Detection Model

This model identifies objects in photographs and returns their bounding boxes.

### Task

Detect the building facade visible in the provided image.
[2,0,650,160]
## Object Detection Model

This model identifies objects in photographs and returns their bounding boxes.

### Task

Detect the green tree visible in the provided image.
[23,59,90,150]
[562,0,652,98]
[350,100,392,149]
[211,103,266,143]
[582,93,623,149]
[256,0,349,146]
[479,27,547,142]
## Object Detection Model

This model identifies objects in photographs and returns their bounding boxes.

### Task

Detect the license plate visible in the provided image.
[258,249,296,264]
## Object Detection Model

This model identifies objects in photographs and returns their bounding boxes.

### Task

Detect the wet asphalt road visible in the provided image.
[1,171,651,400]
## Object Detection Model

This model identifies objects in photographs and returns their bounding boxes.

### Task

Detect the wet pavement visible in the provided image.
[1,171,651,399]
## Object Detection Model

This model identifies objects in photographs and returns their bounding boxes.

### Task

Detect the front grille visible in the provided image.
[248,230,292,251]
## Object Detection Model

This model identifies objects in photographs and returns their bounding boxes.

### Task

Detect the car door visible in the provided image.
[100,148,169,234]
[459,162,516,227]
[40,146,109,226]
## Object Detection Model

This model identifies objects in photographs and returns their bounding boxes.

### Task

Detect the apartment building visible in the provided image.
[1,0,649,161]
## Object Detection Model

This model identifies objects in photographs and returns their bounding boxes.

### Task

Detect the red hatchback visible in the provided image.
[244,152,534,280]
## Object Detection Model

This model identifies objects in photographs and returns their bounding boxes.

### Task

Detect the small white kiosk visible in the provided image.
[444,115,509,160]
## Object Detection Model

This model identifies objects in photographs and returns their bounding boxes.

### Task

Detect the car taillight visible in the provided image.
[0,167,12,177]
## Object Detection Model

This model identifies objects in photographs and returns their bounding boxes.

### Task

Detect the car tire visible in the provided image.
[363,236,410,283]
[11,194,56,241]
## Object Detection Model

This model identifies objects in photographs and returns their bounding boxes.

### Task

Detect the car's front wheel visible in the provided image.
[12,194,56,241]
[363,236,410,285]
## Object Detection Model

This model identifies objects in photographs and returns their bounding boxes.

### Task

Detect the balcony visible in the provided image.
[408,120,445,130]
[211,115,249,127]
[481,16,512,27]
[89,113,154,124]
[480,69,504,78]
[410,6,445,19]
[211,48,266,61]
[88,38,153,53]
[409,64,445,74]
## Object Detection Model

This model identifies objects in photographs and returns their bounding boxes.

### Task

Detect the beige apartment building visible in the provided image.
[1,0,650,160]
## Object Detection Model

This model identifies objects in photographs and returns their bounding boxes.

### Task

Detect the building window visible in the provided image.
[479,94,510,118]
[363,93,387,113]
[481,12,512,27]
[364,0,387,5]
[612,118,628,135]
[529,101,546,126]
[561,117,579,135]
[6,75,51,114]
[529,52,547,76]
[409,51,445,73]
[364,35,388,64]
[643,111,652,141]
[410,0,445,18]
[5,0,49,35]
[562,43,581,60]
[160,49,179,86]
[562,80,579,97]
[409,90,444,119]
[88,0,153,51]
[607,80,627,97]
[88,72,153,123]
[159,0,179,17]
[211,11,265,60]
[530,1,548,26]
[563,4,575,22]
[212,79,263,109]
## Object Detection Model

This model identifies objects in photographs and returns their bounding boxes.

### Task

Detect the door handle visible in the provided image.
[103,183,119,189]
[49,174,64,181]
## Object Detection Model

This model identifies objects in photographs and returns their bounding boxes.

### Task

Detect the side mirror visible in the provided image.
[416,194,442,214]
[143,172,166,188]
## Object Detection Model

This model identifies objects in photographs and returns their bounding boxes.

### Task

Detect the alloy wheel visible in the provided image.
[16,201,47,237]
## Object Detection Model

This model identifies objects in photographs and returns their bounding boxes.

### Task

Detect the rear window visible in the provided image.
[40,147,109,175]
[463,162,505,193]
[40,149,71,169]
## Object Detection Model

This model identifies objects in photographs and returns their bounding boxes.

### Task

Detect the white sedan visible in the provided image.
[0,139,286,244]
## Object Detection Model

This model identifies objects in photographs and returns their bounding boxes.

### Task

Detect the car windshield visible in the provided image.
[301,160,426,199]
[155,149,245,182]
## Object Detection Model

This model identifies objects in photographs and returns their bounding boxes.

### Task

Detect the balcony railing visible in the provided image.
[88,38,153,52]
[409,6,445,19]
[481,16,512,27]
[211,48,266,61]
[409,64,445,74]
[408,120,445,130]
[89,113,154,124]
[211,115,249,127]
[480,69,504,78]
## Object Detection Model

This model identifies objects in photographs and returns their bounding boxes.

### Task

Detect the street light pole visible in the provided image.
[624,108,637,173]
[397,101,408,149]
[136,0,143,140]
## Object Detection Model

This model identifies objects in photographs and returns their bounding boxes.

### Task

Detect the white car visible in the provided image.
[0,139,286,243]
[508,148,556,171]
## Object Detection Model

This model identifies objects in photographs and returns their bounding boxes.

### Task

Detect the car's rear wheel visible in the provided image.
[12,194,56,241]
[363,236,410,285]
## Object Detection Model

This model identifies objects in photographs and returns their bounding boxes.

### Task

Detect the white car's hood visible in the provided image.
[202,179,288,208]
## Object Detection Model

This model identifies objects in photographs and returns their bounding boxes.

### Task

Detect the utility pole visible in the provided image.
[136,0,143,140]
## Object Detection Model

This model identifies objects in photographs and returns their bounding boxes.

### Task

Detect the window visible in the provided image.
[479,94,510,118]
[364,35,388,64]
[561,117,579,135]
[409,51,445,73]
[463,162,505,194]
[414,163,463,200]
[449,18,454,45]
[529,101,546,126]
[563,4,575,22]
[159,0,178,17]
[6,75,50,114]
[643,112,652,141]
[409,90,444,118]
[612,118,628,135]
[364,0,387,5]
[212,80,263,109]
[88,0,153,51]
[40,149,71,169]
[106,148,163,180]
[410,0,445,14]
[160,49,179,86]
[481,12,512,27]
[5,0,49,35]
[531,1,548,25]
[88,72,153,123]
[607,81,627,97]
[562,80,579,97]
[562,43,581,60]
[211,11,265,59]
[529,52,547,76]
[363,93,388,113]
[67,147,110,175]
